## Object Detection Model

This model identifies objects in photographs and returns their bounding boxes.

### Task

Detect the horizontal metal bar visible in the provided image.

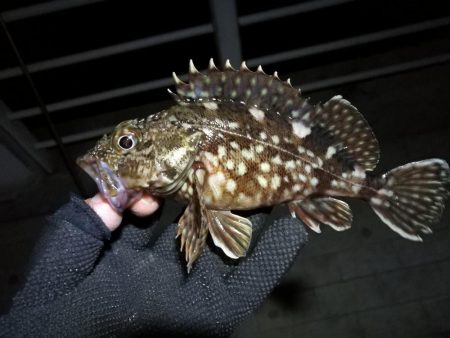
[239,0,354,25]
[35,53,450,149]
[9,16,450,120]
[1,0,104,22]
[301,53,450,92]
[0,0,352,79]
[0,24,213,80]
[246,16,450,67]
[35,126,113,149]
[9,76,178,120]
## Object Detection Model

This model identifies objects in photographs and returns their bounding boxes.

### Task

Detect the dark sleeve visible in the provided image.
[5,194,111,311]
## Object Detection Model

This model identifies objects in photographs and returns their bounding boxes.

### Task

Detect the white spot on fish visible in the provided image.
[226,159,235,170]
[299,174,307,182]
[297,146,305,153]
[293,184,301,192]
[255,144,265,153]
[311,177,319,186]
[217,145,227,159]
[326,146,337,159]
[237,162,247,176]
[352,166,366,179]
[272,135,280,144]
[370,197,383,206]
[203,102,218,110]
[271,174,281,189]
[238,192,249,201]
[352,185,361,194]
[204,152,219,167]
[260,162,271,172]
[259,132,267,140]
[285,160,296,169]
[188,186,193,195]
[226,179,237,193]
[331,179,338,187]
[292,121,311,138]
[242,148,255,160]
[208,172,226,199]
[305,164,312,173]
[249,107,265,122]
[257,175,268,188]
[230,141,240,150]
[228,122,240,129]
[271,155,282,165]
[379,188,394,197]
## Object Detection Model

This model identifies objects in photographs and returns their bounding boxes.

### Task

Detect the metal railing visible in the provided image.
[1,0,450,194]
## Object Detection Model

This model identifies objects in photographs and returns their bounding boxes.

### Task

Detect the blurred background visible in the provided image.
[0,0,449,336]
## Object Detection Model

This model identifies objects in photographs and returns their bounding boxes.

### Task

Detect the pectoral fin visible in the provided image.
[177,169,209,272]
[289,197,352,232]
[177,168,253,271]
[207,210,253,259]
[177,198,209,273]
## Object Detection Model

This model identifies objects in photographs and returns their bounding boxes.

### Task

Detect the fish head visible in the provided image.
[77,119,154,212]
[77,113,203,211]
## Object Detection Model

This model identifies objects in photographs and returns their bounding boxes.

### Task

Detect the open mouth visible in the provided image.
[77,156,141,212]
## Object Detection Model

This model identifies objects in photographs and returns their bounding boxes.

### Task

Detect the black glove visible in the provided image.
[0,195,307,337]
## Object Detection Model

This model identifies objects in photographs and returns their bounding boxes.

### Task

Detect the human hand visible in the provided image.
[0,195,307,337]
[85,192,160,231]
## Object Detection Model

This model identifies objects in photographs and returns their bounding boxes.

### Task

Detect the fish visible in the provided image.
[77,59,450,272]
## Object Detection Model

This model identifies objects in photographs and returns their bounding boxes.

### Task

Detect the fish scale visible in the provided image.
[78,59,450,272]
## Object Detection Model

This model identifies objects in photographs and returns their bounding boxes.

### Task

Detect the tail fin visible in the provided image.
[369,159,449,241]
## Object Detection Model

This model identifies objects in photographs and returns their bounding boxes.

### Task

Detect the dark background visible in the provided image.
[0,1,449,337]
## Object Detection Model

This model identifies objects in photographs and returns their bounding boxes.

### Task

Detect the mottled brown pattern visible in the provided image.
[78,59,449,272]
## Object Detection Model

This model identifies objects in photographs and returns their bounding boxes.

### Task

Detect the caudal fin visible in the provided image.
[369,159,449,241]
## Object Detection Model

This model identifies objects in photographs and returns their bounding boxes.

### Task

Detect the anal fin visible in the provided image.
[289,197,353,232]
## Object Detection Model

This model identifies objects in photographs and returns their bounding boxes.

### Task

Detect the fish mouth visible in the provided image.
[77,156,142,212]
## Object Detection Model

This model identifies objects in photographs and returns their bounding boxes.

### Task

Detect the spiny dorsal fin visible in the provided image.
[171,58,309,116]
[296,95,380,171]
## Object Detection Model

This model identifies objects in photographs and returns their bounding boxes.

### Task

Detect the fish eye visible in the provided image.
[118,134,136,150]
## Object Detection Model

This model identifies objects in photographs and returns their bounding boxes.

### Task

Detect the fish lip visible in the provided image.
[77,156,141,212]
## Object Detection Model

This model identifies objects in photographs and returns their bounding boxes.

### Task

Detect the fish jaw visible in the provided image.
[77,155,142,212]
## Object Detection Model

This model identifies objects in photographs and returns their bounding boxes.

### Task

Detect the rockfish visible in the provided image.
[78,59,450,271]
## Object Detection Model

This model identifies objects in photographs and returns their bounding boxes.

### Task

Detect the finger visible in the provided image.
[129,193,160,217]
[85,193,122,231]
